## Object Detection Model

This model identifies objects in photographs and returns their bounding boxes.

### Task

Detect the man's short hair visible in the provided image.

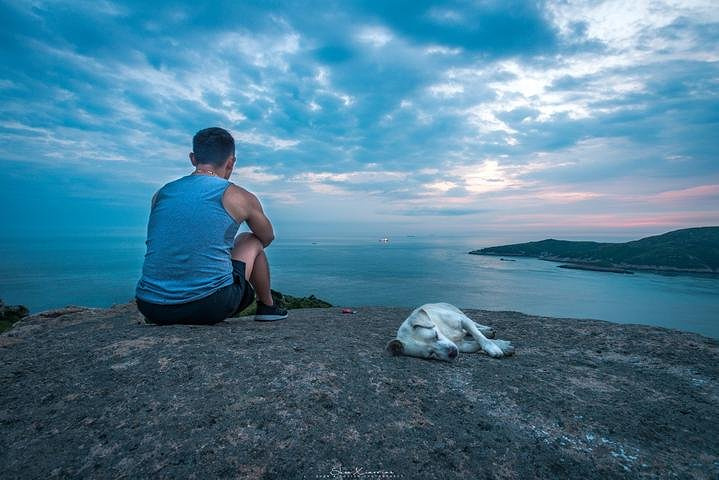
[192,127,235,166]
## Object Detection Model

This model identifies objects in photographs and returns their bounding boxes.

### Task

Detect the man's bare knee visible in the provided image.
[234,232,262,249]
[235,232,258,244]
[231,233,269,281]
[232,233,264,263]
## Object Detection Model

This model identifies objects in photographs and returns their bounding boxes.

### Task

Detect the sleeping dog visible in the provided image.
[386,303,514,361]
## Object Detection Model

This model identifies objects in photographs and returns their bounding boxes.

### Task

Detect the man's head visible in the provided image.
[191,127,235,166]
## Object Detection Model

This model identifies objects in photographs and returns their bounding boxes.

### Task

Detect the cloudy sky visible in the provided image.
[1,0,718,241]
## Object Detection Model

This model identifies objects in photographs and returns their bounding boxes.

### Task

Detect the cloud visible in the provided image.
[428,83,464,97]
[355,25,393,47]
[390,206,487,217]
[234,131,300,150]
[231,166,283,184]
[1,0,718,236]
[651,184,719,202]
[363,0,561,56]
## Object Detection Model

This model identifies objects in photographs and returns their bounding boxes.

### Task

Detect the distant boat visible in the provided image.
[379,237,390,243]
[500,258,516,262]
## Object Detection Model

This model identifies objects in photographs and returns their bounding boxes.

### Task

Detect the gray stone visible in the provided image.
[1,302,718,479]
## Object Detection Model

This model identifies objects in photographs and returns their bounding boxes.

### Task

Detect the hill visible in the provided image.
[470,226,719,273]
[1,302,718,478]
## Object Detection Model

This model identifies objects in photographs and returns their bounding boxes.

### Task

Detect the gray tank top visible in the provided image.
[136,174,241,304]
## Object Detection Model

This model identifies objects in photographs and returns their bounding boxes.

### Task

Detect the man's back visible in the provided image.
[136,174,240,304]
[135,126,287,325]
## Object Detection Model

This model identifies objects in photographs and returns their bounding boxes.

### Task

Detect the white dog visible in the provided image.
[386,303,515,361]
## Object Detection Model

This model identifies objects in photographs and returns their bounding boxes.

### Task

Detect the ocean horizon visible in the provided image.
[1,231,717,339]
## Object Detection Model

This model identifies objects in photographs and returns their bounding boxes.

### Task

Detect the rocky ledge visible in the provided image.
[1,302,718,479]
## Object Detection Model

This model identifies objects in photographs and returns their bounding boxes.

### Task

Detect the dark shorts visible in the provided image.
[136,260,256,325]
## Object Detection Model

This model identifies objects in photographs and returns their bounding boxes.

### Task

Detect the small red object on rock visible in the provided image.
[341,308,356,314]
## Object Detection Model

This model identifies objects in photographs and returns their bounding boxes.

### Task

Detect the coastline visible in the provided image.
[469,227,719,276]
[470,252,719,277]
[558,263,634,274]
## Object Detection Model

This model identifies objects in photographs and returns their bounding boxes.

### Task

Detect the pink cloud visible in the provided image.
[652,184,719,202]
[485,211,719,230]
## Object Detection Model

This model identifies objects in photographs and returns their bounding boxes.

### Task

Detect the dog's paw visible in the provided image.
[483,341,504,358]
[493,339,515,356]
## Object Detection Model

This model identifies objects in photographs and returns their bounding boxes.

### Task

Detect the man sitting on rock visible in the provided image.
[135,127,288,324]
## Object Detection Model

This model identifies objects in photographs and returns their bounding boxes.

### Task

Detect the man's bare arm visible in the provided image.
[244,192,275,247]
[224,185,275,247]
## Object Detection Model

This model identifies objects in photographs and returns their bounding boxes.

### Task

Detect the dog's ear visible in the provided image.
[386,339,404,356]
[409,308,434,329]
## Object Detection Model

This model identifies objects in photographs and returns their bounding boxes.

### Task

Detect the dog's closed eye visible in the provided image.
[412,324,434,330]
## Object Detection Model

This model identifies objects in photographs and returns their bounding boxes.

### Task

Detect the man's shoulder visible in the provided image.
[167,174,192,186]
[157,175,191,193]
[151,177,184,204]
[224,183,255,202]
[222,183,259,221]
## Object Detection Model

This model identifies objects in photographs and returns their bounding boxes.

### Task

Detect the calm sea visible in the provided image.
[1,233,717,338]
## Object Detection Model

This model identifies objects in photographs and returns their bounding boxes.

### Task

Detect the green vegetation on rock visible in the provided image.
[470,226,719,273]
[0,300,29,333]
[235,290,332,317]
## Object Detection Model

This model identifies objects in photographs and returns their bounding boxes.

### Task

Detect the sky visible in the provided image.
[1,0,718,242]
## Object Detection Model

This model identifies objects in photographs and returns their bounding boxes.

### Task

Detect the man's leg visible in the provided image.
[231,232,274,306]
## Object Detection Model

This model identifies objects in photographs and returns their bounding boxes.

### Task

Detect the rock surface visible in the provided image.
[1,302,718,479]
